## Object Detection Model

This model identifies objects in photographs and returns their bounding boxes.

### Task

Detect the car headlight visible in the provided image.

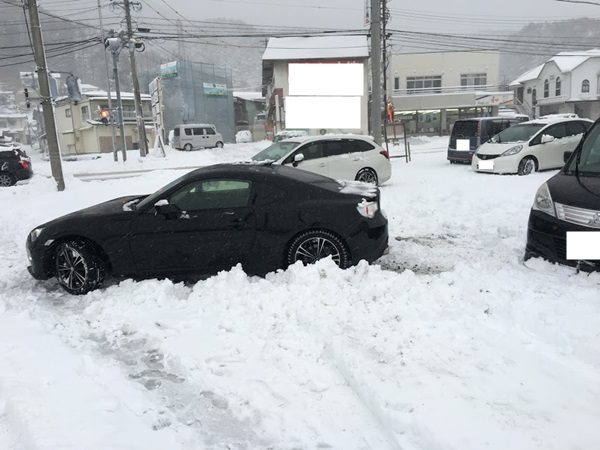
[501,145,523,157]
[29,227,44,243]
[532,183,556,217]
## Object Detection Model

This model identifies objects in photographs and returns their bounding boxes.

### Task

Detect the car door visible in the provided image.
[203,127,218,147]
[534,123,568,169]
[180,127,193,148]
[283,141,329,177]
[128,178,255,273]
[325,139,367,180]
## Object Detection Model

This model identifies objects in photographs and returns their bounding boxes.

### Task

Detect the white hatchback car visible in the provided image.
[251,135,392,185]
[472,118,593,175]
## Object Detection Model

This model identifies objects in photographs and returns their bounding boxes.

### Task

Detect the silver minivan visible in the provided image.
[172,124,224,150]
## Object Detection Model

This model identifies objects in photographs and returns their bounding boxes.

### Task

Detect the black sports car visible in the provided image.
[27,164,389,294]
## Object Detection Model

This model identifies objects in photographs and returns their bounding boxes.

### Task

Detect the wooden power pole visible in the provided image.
[370,0,383,145]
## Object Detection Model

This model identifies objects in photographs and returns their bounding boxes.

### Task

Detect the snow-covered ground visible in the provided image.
[1,137,599,449]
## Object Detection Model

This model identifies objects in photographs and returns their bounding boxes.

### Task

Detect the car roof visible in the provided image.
[454,116,509,122]
[176,123,216,128]
[280,134,377,144]
[519,117,593,126]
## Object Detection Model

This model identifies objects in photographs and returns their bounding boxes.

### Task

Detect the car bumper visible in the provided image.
[26,237,52,280]
[472,154,517,174]
[448,149,475,163]
[525,209,600,270]
[347,214,389,264]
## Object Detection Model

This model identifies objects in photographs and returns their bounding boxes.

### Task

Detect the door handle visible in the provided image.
[319,163,326,167]
[223,211,235,215]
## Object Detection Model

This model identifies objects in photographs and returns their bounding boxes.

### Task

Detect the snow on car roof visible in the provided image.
[262,35,369,61]
[281,134,376,144]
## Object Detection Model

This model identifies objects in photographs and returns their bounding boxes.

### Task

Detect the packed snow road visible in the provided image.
[1,138,599,449]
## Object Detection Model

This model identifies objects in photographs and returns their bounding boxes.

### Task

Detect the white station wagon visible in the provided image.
[251,135,392,185]
[472,118,593,175]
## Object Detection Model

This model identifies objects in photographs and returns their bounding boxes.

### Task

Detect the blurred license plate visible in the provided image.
[456,139,470,151]
[478,160,494,170]
[566,231,600,260]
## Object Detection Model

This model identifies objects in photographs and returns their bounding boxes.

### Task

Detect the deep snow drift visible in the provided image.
[1,138,599,449]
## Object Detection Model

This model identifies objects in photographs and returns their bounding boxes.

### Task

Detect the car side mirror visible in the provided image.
[293,153,305,167]
[541,134,555,144]
[564,151,573,163]
[154,199,179,217]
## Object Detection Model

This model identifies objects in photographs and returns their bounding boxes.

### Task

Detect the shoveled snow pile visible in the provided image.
[0,138,599,449]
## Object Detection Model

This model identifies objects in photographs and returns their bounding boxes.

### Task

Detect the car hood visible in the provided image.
[43,195,143,227]
[548,173,600,211]
[477,142,526,155]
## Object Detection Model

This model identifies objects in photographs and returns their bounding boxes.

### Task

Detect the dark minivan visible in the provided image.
[526,118,600,270]
[448,117,527,163]
[0,146,33,186]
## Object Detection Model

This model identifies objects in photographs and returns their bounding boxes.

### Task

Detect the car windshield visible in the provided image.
[251,141,299,162]
[567,122,600,175]
[490,123,545,143]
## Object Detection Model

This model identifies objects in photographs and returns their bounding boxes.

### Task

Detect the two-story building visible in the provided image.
[510,49,600,120]
[54,85,154,155]
[262,35,369,138]
[389,50,514,135]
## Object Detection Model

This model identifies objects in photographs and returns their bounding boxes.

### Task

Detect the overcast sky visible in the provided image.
[168,0,600,31]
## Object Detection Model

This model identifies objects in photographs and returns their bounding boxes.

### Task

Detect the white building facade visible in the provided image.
[510,49,600,120]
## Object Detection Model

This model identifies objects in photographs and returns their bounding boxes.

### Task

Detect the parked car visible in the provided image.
[235,129,252,143]
[251,135,392,185]
[448,117,524,163]
[525,118,600,270]
[273,129,308,143]
[472,118,592,175]
[26,164,389,294]
[0,146,32,187]
[172,124,224,150]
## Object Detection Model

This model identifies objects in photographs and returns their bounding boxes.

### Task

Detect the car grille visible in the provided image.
[476,154,500,160]
[555,203,600,229]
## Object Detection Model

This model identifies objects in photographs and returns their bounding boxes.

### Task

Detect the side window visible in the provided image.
[296,142,323,161]
[583,121,593,131]
[169,179,252,211]
[546,124,567,140]
[174,128,180,136]
[193,128,203,136]
[566,121,586,137]
[204,127,216,135]
[184,128,192,136]
[253,183,287,206]
[354,140,376,152]
[323,140,347,157]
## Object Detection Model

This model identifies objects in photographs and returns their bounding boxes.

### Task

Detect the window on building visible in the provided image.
[406,75,442,94]
[544,79,549,98]
[65,108,71,118]
[555,77,561,96]
[394,76,400,91]
[532,88,537,105]
[582,79,590,93]
[81,105,89,121]
[460,73,487,89]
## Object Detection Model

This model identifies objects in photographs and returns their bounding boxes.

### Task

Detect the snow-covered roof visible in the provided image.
[84,90,151,100]
[233,91,264,102]
[0,113,27,118]
[510,49,600,86]
[262,35,369,61]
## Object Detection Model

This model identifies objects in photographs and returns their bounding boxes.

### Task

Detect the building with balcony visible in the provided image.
[54,85,154,155]
[510,49,600,120]
[389,50,514,135]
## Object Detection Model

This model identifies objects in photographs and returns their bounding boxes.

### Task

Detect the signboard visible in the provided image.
[475,92,514,106]
[160,61,178,78]
[203,82,228,96]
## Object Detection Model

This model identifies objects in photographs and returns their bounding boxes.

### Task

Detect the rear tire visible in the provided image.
[286,230,350,269]
[355,168,378,185]
[183,143,193,151]
[215,141,224,149]
[518,157,536,176]
[55,240,105,295]
[0,173,15,187]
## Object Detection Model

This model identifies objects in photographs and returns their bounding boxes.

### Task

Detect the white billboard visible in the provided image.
[285,96,361,129]
[288,63,364,96]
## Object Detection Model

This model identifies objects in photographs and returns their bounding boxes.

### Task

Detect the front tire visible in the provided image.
[355,168,378,185]
[183,143,193,151]
[0,173,15,187]
[55,240,105,295]
[518,157,536,176]
[286,230,350,269]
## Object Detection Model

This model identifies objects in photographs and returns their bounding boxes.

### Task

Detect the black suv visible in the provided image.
[526,118,600,270]
[0,146,33,186]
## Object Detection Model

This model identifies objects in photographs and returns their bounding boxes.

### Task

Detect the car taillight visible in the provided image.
[356,199,379,219]
[18,160,29,169]
[379,149,389,159]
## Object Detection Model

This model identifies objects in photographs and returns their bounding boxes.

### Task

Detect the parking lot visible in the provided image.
[1,139,599,449]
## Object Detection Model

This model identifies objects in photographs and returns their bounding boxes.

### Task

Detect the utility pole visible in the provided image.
[106,35,128,162]
[98,0,118,161]
[123,0,148,157]
[26,0,65,191]
[370,0,383,145]
[177,19,186,60]
[381,0,390,151]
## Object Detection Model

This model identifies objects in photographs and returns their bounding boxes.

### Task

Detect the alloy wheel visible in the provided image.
[294,236,341,265]
[523,159,535,175]
[56,244,89,291]
[357,169,377,185]
[0,173,13,187]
